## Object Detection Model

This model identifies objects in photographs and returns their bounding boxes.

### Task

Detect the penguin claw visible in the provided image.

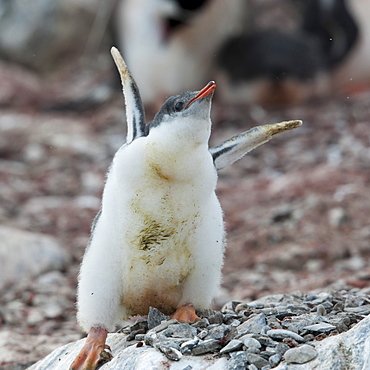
[70,327,110,370]
[171,305,200,323]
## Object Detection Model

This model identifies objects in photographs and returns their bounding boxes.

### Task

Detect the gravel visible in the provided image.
[100,286,370,368]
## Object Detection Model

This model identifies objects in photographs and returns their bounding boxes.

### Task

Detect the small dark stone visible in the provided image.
[228,351,248,370]
[275,342,290,355]
[127,329,146,341]
[192,318,209,328]
[191,339,221,355]
[224,314,243,325]
[246,353,269,368]
[246,347,261,354]
[208,311,224,325]
[205,324,232,340]
[332,302,344,312]
[269,353,282,367]
[130,318,148,333]
[147,307,170,330]
[237,313,267,336]
[163,323,197,338]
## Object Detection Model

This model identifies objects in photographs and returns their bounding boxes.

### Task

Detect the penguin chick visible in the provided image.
[70,47,302,370]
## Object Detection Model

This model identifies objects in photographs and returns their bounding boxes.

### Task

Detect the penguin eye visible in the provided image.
[174,101,184,112]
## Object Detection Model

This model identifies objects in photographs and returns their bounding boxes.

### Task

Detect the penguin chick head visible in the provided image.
[146,81,216,142]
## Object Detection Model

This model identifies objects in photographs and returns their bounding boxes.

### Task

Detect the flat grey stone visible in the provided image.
[219,339,243,354]
[147,307,169,329]
[191,339,221,355]
[266,329,305,342]
[246,353,269,368]
[0,226,69,290]
[208,311,224,325]
[284,344,318,364]
[150,318,178,333]
[303,323,336,332]
[237,313,267,336]
[157,344,182,361]
[164,323,197,338]
[205,324,231,340]
[228,351,248,370]
[239,335,262,349]
[275,342,290,355]
[180,337,199,354]
[269,353,282,367]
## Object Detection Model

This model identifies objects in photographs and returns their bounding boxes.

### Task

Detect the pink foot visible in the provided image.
[171,304,200,323]
[70,327,111,370]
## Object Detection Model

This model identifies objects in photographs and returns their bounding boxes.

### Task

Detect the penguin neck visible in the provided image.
[144,119,212,182]
[147,116,211,152]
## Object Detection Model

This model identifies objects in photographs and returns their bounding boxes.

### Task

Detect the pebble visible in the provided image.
[219,339,243,354]
[180,337,199,354]
[191,339,221,355]
[239,335,262,349]
[266,329,305,342]
[112,287,368,368]
[303,323,337,333]
[237,313,267,336]
[157,344,182,361]
[284,344,318,364]
[246,353,270,368]
[269,353,282,367]
[228,351,248,370]
[164,323,197,338]
[147,307,169,329]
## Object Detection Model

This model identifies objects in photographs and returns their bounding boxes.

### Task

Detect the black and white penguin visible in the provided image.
[216,0,361,106]
[70,47,302,370]
[115,0,246,107]
[328,0,370,93]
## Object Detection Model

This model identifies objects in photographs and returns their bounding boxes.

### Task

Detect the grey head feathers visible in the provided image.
[146,90,211,134]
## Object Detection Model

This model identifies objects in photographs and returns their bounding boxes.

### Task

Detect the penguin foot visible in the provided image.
[70,327,111,370]
[171,304,200,323]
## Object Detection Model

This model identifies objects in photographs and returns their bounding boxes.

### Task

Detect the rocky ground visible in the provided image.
[0,62,370,367]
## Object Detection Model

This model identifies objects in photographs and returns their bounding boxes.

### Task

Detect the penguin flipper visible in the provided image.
[210,120,302,171]
[111,47,146,143]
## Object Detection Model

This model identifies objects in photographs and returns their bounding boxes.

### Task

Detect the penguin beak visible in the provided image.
[186,81,216,108]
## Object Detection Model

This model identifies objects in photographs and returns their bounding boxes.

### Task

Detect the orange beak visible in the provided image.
[186,81,216,108]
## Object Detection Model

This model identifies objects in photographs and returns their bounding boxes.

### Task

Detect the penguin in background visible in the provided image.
[215,0,360,106]
[70,47,302,369]
[114,0,247,109]
[327,0,370,93]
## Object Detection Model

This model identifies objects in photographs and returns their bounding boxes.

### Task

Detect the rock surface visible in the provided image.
[0,226,69,290]
[29,288,370,369]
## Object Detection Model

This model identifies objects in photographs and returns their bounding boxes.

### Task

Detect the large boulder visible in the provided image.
[0,0,100,72]
[0,226,69,290]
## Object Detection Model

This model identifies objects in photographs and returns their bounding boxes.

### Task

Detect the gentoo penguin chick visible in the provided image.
[70,47,302,370]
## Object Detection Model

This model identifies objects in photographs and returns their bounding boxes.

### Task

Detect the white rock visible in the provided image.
[0,226,69,290]
[284,344,318,364]
[28,315,370,369]
[28,335,228,370]
[276,314,370,369]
